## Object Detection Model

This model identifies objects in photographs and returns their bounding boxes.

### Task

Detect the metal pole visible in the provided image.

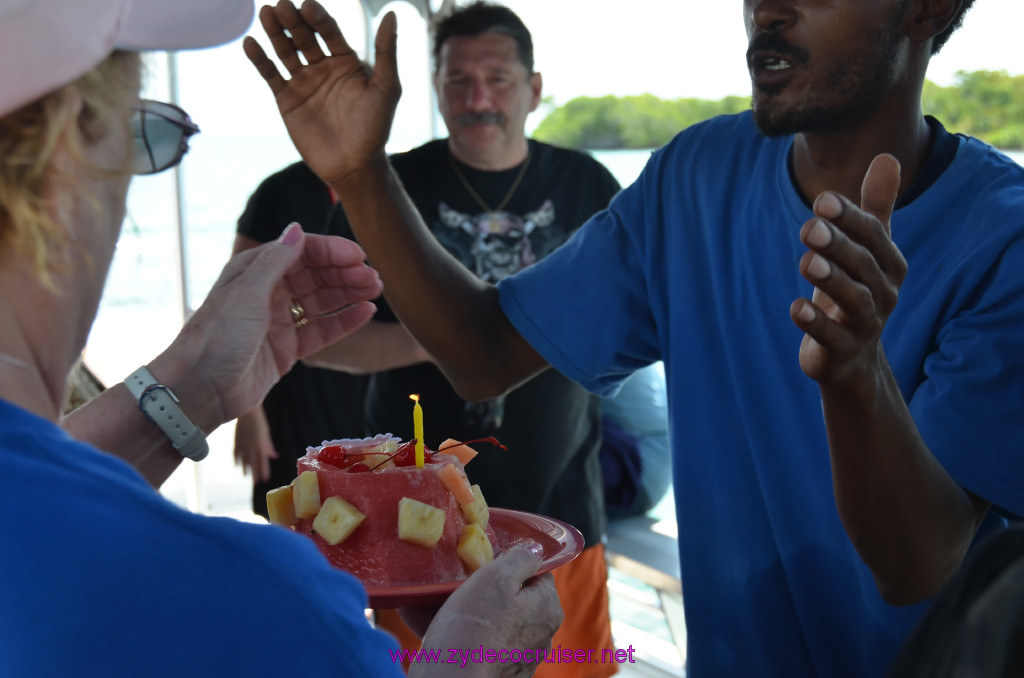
[167,55,192,325]
[167,52,206,514]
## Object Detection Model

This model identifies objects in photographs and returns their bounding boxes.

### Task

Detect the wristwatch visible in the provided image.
[126,366,209,462]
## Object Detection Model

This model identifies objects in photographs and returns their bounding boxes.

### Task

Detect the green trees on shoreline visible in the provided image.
[922,71,1024,149]
[533,93,750,150]
[533,70,1024,151]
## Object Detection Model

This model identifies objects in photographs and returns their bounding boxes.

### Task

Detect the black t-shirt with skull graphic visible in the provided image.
[332,138,621,546]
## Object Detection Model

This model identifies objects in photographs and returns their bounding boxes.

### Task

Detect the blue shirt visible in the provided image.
[499,111,1024,677]
[0,399,403,677]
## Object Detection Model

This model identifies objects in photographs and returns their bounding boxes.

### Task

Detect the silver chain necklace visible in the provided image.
[448,150,531,214]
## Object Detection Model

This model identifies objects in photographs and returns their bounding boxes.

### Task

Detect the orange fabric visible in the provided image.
[374,608,420,672]
[537,544,616,678]
[374,544,615,678]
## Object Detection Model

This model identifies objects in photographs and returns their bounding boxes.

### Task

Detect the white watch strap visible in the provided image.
[126,366,209,462]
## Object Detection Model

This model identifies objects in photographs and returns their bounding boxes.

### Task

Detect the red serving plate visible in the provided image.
[366,508,584,608]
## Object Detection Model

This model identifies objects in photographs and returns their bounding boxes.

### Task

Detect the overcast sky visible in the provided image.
[160,0,1024,149]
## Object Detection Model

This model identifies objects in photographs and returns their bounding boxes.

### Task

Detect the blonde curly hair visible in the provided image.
[0,50,142,284]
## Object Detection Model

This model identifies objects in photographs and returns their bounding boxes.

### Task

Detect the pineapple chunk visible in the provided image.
[372,439,399,457]
[460,484,490,528]
[457,523,495,573]
[397,497,446,548]
[266,485,298,527]
[438,463,475,505]
[312,496,366,545]
[292,470,322,519]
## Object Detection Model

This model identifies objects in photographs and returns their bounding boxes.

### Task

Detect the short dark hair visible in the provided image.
[432,2,534,73]
[931,0,976,54]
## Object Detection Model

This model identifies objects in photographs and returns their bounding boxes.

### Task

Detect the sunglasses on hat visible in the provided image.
[130,99,199,175]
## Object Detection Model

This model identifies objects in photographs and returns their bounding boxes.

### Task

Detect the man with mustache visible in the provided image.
[251,3,621,675]
[246,0,1024,676]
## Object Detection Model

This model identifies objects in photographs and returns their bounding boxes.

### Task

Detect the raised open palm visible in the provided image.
[244,0,402,187]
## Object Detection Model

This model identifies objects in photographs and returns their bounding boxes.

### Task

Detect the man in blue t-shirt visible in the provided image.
[246,0,1024,676]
